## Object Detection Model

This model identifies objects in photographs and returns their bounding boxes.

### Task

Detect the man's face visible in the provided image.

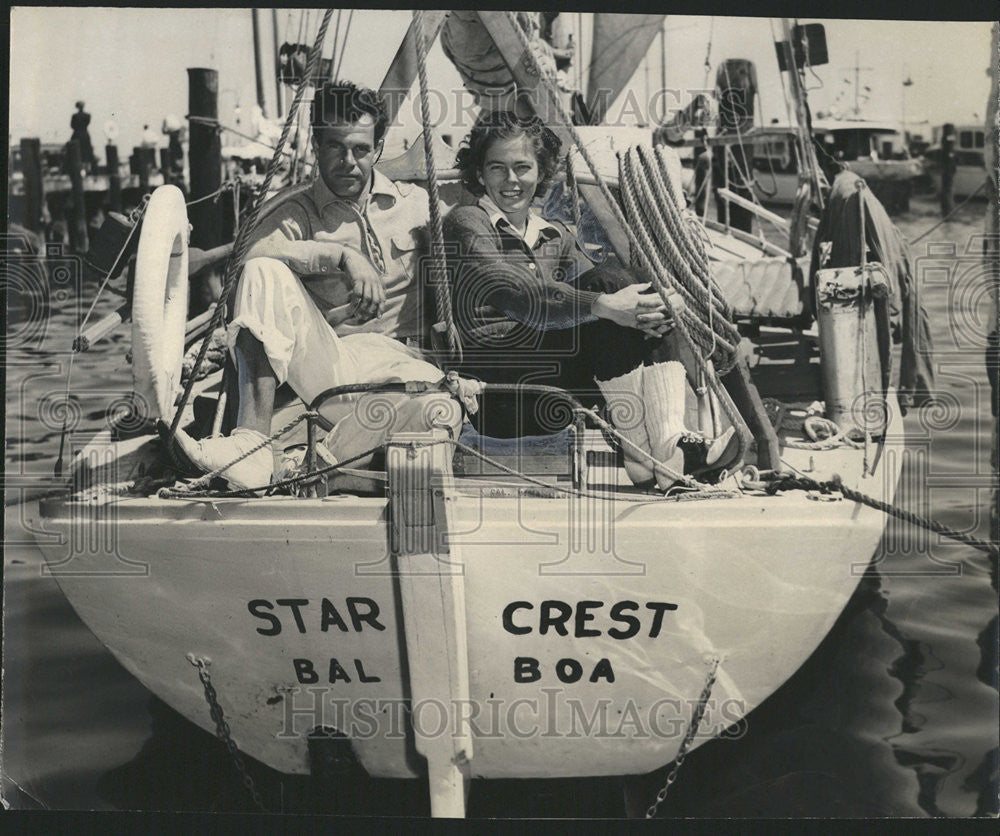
[312,115,381,201]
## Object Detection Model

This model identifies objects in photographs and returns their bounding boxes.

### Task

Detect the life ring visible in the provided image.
[131,185,189,422]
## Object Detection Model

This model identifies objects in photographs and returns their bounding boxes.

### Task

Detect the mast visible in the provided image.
[659,20,666,96]
[780,18,825,206]
[846,50,874,117]
[643,54,650,124]
[577,13,584,95]
[251,9,266,111]
[272,8,284,118]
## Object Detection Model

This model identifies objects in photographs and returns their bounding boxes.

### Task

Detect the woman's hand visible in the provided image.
[592,283,683,335]
[638,288,686,337]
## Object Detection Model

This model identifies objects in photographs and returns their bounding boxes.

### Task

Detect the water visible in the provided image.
[2,195,996,816]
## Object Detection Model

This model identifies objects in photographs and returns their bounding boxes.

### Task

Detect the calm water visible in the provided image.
[2,194,997,816]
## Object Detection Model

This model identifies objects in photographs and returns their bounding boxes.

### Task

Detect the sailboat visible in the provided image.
[29,10,925,817]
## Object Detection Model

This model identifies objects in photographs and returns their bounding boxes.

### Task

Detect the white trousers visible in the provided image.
[228,257,462,460]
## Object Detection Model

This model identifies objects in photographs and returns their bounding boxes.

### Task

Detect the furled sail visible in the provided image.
[585,14,665,125]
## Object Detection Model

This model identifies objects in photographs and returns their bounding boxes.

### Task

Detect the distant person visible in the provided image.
[70,101,95,170]
[141,124,159,149]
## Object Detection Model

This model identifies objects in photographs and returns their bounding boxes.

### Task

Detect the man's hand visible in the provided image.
[592,283,682,335]
[341,248,386,322]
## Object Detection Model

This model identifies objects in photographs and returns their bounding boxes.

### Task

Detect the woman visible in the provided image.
[442,111,738,489]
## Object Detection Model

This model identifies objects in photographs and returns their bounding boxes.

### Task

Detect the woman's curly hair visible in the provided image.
[455,111,562,199]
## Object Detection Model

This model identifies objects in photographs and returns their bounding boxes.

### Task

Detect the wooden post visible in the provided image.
[137,147,153,193]
[159,148,172,184]
[105,144,122,212]
[940,122,955,215]
[66,139,89,252]
[187,68,222,251]
[19,138,43,232]
[388,430,472,818]
[721,359,781,470]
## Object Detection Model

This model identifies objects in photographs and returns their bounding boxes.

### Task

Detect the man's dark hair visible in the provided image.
[311,80,389,144]
[455,110,562,199]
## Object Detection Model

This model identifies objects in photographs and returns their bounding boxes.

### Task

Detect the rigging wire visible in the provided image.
[413,9,462,363]
[768,18,797,132]
[909,180,988,244]
[295,7,306,51]
[330,9,343,79]
[701,16,715,91]
[335,9,354,80]
[54,198,151,477]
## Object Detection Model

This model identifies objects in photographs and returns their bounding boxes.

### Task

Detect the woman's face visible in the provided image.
[477,133,539,225]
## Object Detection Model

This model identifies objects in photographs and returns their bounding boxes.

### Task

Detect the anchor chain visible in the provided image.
[188,654,270,813]
[646,657,720,818]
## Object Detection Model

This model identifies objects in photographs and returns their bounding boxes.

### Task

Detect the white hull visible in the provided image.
[31,400,903,782]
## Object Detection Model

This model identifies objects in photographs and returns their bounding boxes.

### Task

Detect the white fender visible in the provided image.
[131,186,189,422]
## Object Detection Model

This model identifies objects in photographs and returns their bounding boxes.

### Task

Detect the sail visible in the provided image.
[376,131,458,181]
[585,13,665,124]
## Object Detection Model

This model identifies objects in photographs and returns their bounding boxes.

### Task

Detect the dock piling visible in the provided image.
[19,138,44,232]
[159,148,173,185]
[106,144,122,213]
[187,68,223,251]
[940,122,956,215]
[66,139,89,252]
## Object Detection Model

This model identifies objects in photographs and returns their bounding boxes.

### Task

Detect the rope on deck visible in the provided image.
[762,472,999,557]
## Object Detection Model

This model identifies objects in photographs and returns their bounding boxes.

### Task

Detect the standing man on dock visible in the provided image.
[70,101,95,171]
[168,80,460,490]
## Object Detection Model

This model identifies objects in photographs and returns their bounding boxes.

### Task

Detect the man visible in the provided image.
[169,81,463,489]
[70,101,95,170]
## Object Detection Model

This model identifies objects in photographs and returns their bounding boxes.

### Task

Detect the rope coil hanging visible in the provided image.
[167,10,335,443]
[413,9,463,364]
[618,144,740,371]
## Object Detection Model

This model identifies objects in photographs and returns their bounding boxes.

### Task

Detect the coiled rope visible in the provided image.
[618,144,740,367]
[783,415,865,451]
[166,9,334,448]
[413,9,462,363]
